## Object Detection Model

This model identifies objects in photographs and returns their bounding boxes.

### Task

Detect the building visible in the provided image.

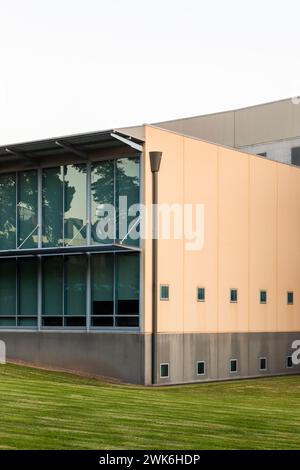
[0,97,300,384]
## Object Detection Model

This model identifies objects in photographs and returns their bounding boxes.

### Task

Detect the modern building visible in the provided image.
[0,97,300,384]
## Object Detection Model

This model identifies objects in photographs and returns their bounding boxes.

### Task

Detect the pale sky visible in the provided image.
[0,0,299,145]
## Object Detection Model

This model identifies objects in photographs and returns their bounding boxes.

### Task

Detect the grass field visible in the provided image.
[0,363,300,450]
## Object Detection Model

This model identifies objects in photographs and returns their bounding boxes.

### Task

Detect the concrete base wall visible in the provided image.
[1,331,300,385]
[0,332,146,385]
[154,332,300,384]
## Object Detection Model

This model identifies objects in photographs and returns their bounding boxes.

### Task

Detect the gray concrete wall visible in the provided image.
[1,331,299,385]
[154,332,300,385]
[0,331,146,384]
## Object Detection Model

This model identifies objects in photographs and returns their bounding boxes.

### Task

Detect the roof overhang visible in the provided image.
[0,244,141,258]
[0,129,144,166]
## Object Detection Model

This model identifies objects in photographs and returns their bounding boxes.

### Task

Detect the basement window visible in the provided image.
[230,359,238,373]
[197,361,205,376]
[287,356,293,368]
[260,290,267,304]
[160,285,169,301]
[160,363,169,378]
[259,357,267,371]
[197,287,205,302]
[287,292,294,305]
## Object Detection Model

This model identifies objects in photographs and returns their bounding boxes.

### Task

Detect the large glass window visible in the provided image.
[17,170,38,249]
[116,157,140,247]
[64,165,87,246]
[91,160,114,244]
[42,167,64,247]
[0,259,16,326]
[17,258,38,326]
[42,256,63,327]
[91,254,114,327]
[64,255,86,327]
[0,173,16,250]
[116,253,139,327]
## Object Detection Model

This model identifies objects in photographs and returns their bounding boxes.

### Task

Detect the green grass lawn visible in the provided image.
[0,363,300,450]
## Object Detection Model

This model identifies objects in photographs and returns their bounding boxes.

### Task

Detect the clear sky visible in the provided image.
[0,0,299,145]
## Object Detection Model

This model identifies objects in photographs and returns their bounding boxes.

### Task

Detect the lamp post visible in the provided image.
[149,151,162,385]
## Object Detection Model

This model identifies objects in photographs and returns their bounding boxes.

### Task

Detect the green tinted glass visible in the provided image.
[18,258,37,316]
[91,160,114,244]
[42,257,63,316]
[42,167,63,247]
[64,165,87,246]
[0,259,16,316]
[17,170,38,249]
[64,256,86,316]
[116,158,140,247]
[0,173,16,250]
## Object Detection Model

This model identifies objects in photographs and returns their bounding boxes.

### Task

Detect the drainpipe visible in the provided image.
[149,151,163,385]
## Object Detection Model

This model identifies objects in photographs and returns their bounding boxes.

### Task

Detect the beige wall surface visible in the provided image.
[144,126,300,334]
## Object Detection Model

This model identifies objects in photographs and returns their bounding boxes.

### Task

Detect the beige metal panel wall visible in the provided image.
[144,126,300,335]
[150,98,300,149]
[277,165,300,331]
[235,99,300,147]
[217,147,249,332]
[143,126,185,334]
[154,111,235,147]
[248,158,277,332]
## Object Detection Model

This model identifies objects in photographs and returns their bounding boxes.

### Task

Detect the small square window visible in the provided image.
[197,361,205,375]
[160,285,169,301]
[259,357,267,371]
[287,356,293,368]
[287,292,294,305]
[230,289,238,303]
[197,287,205,302]
[260,290,267,304]
[160,363,169,378]
[230,359,238,373]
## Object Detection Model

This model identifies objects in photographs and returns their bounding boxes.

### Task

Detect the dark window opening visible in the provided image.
[287,356,293,368]
[117,299,139,315]
[92,316,114,327]
[260,290,267,304]
[291,147,300,166]
[197,287,205,302]
[160,363,169,378]
[115,316,139,327]
[160,285,169,301]
[92,300,114,316]
[197,361,205,375]
[64,317,86,327]
[230,359,237,373]
[257,152,267,157]
[287,292,294,305]
[230,289,238,303]
[259,357,267,371]
[42,317,63,327]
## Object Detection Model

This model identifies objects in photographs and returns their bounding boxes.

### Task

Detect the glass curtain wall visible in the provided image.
[0,156,140,250]
[17,170,38,249]
[0,259,16,326]
[0,173,16,250]
[0,252,139,329]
